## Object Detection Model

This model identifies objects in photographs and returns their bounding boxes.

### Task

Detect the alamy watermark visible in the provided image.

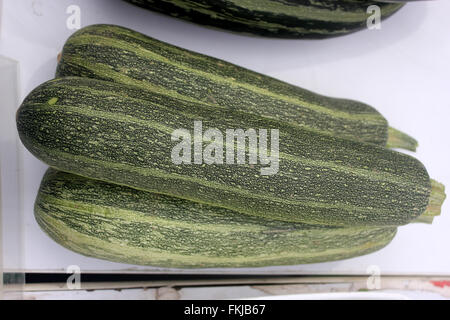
[366,265,381,290]
[66,5,81,30]
[367,5,381,30]
[66,265,81,290]
[171,121,279,175]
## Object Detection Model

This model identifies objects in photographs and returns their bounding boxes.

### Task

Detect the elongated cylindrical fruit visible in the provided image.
[17,77,432,227]
[55,24,416,151]
[35,168,398,268]
[123,0,404,39]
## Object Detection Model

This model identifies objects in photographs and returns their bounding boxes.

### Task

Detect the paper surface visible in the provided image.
[0,0,449,274]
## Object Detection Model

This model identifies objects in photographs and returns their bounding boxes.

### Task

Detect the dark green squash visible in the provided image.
[17,77,435,227]
[123,0,405,39]
[35,168,398,268]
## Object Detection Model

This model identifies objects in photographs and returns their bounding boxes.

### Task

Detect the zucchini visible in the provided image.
[35,168,398,268]
[56,24,417,151]
[123,0,404,39]
[17,77,436,227]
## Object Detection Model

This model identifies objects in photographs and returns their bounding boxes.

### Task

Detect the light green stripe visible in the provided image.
[34,103,176,134]
[226,0,401,22]
[39,194,270,233]
[62,55,220,107]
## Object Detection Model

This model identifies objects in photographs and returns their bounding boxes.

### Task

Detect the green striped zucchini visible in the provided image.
[56,24,417,151]
[123,0,405,39]
[17,77,435,227]
[35,168,398,268]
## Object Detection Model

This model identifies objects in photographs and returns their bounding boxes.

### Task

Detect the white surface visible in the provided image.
[20,287,449,300]
[0,0,449,274]
[0,56,23,273]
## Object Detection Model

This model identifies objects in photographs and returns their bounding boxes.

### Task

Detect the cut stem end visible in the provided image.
[413,179,446,224]
[386,127,418,152]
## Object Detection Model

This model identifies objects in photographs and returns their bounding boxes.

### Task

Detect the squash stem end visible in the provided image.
[386,127,418,152]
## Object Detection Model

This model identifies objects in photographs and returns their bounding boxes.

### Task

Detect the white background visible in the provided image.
[0,0,449,275]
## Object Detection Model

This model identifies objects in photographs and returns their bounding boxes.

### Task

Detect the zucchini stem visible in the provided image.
[386,127,418,152]
[412,179,446,224]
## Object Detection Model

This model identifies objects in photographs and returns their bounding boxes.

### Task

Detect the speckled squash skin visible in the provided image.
[34,169,397,268]
[17,77,431,227]
[123,0,404,39]
[56,24,401,148]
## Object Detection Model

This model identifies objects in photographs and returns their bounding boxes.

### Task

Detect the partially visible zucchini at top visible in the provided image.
[55,24,417,151]
[122,0,405,39]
